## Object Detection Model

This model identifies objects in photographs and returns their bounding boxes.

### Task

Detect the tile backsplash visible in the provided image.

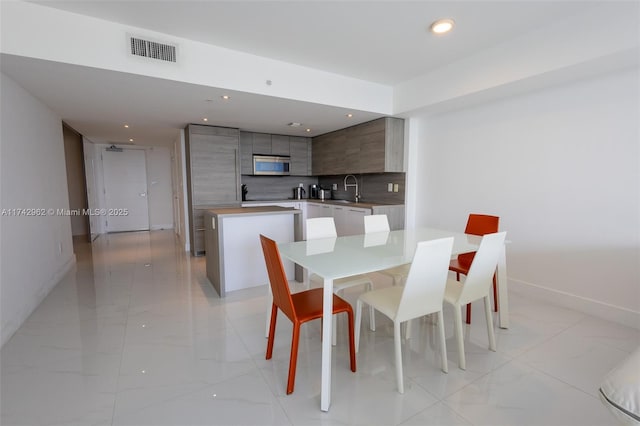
[240,175,319,201]
[240,173,405,204]
[319,173,405,204]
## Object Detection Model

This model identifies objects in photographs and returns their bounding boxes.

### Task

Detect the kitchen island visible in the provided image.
[204,206,302,297]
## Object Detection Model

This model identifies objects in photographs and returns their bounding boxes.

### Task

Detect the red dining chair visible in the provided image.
[260,234,356,394]
[449,214,500,324]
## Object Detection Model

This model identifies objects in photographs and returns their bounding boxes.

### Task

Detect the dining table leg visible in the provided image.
[321,277,333,411]
[496,244,509,329]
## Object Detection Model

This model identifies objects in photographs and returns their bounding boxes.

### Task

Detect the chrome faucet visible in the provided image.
[344,174,360,202]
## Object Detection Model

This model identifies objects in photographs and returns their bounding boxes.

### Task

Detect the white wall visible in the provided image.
[146,146,173,230]
[1,72,75,346]
[409,68,639,327]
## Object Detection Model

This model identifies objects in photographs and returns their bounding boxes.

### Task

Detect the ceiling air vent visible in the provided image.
[129,36,177,63]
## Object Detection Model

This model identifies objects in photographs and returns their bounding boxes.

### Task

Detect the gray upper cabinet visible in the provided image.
[252,133,271,155]
[240,131,253,175]
[239,131,312,176]
[185,124,240,255]
[290,136,311,176]
[312,117,404,175]
[271,135,290,156]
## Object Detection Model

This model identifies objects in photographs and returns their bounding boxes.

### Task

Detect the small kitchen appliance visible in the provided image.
[241,184,248,201]
[319,188,331,200]
[253,155,290,176]
[309,184,320,199]
[293,186,306,200]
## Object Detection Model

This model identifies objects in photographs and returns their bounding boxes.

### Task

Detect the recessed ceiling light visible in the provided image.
[346,113,354,118]
[129,138,134,142]
[221,95,230,100]
[203,118,208,122]
[288,122,302,127]
[306,128,311,133]
[430,18,455,35]
[124,124,129,128]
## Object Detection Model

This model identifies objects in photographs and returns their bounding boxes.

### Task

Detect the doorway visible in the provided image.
[62,123,90,243]
[102,148,150,232]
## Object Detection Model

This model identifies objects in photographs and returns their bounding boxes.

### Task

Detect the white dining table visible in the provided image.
[277,227,509,412]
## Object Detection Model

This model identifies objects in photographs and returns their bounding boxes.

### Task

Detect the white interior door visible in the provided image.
[102,148,150,232]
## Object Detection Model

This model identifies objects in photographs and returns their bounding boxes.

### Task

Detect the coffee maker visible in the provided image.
[309,184,319,199]
[241,184,248,201]
[293,186,306,200]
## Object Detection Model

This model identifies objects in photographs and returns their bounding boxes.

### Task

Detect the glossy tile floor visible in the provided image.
[2,230,637,425]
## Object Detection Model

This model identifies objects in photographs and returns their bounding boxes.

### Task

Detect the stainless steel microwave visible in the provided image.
[253,155,290,176]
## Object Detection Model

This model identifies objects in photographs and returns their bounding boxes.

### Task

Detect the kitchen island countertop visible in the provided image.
[206,205,301,217]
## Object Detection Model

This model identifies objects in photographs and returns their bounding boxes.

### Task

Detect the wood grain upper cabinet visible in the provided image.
[290,136,311,176]
[252,133,271,155]
[351,118,385,173]
[185,124,240,255]
[271,135,290,156]
[187,126,241,204]
[312,128,346,175]
[311,132,329,176]
[312,117,404,175]
[239,131,253,175]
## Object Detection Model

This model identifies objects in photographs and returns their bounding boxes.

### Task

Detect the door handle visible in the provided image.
[139,192,147,197]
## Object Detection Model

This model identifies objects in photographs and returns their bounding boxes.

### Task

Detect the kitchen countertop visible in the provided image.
[205,206,301,217]
[242,199,403,208]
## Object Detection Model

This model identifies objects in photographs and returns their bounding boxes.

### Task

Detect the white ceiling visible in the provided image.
[3,1,595,147]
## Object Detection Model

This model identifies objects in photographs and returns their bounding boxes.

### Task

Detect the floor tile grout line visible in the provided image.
[225,302,296,426]
[98,233,216,424]
[104,233,166,425]
[513,356,607,403]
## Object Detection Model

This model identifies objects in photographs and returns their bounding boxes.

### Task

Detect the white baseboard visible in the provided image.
[1,254,77,347]
[150,224,174,231]
[510,278,640,330]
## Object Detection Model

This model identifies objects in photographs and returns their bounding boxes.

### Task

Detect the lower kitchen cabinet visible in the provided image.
[307,202,370,236]
[307,202,333,219]
[333,205,371,236]
[346,207,371,235]
[243,201,403,240]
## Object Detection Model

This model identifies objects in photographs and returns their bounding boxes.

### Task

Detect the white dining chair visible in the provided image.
[444,231,507,370]
[355,237,454,393]
[306,217,376,345]
[364,215,410,286]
